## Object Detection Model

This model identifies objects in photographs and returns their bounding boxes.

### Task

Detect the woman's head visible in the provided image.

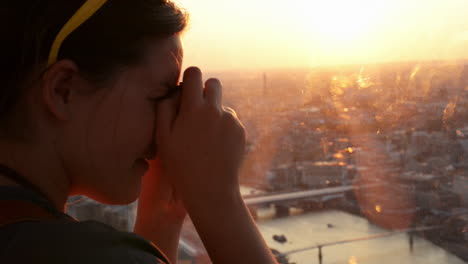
[0,0,187,204]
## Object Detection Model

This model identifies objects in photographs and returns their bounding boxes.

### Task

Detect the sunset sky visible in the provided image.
[176,0,468,71]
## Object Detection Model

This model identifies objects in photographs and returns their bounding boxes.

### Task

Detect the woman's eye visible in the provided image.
[150,84,182,103]
[150,96,165,103]
[149,86,173,103]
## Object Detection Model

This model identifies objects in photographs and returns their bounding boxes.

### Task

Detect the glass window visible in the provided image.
[68,0,468,263]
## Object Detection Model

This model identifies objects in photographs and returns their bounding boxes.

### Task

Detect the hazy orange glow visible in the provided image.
[295,0,384,42]
[375,205,382,213]
[348,256,359,264]
[177,0,468,70]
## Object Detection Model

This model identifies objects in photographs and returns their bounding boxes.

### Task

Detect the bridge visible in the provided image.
[178,183,385,258]
[243,183,382,206]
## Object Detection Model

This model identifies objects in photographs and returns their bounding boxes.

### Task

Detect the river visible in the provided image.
[255,208,465,264]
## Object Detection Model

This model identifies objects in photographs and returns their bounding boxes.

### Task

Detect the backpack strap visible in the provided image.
[0,199,58,228]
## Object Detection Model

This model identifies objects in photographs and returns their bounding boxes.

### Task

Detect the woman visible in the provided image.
[0,0,277,263]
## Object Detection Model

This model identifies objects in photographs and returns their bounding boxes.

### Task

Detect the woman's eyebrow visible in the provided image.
[169,50,182,81]
[151,50,182,101]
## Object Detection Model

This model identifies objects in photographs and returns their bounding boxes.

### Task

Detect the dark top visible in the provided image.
[0,186,168,264]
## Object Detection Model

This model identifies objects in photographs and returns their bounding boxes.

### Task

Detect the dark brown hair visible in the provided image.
[0,0,187,124]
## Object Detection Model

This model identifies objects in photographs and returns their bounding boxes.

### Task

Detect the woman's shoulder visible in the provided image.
[0,219,167,264]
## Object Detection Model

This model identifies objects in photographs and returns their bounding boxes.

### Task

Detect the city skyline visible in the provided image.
[177,0,468,71]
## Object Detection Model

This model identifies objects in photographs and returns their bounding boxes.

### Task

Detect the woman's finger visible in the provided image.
[204,78,222,108]
[181,67,204,111]
[156,96,178,143]
[222,106,238,118]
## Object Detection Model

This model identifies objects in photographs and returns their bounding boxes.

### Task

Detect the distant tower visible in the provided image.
[459,64,468,91]
[263,72,267,96]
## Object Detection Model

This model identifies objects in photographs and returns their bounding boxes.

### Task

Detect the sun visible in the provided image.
[297,0,385,42]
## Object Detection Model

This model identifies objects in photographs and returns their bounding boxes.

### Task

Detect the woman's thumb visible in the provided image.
[156,96,178,143]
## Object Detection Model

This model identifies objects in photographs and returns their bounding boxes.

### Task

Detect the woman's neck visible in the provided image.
[0,139,70,212]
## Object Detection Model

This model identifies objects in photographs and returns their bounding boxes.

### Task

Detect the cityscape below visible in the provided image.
[67,60,468,264]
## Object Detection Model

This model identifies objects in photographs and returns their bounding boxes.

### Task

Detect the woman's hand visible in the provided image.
[134,157,186,264]
[140,158,187,222]
[155,67,246,207]
[154,67,277,264]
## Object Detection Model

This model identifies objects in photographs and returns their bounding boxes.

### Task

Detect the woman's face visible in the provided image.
[62,35,182,204]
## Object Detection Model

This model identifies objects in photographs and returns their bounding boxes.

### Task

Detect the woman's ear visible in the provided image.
[40,60,81,121]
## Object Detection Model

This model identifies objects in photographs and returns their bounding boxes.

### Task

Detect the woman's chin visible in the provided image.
[71,167,145,205]
[87,185,142,205]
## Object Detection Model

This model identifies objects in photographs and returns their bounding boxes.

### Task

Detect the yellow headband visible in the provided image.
[47,0,108,66]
